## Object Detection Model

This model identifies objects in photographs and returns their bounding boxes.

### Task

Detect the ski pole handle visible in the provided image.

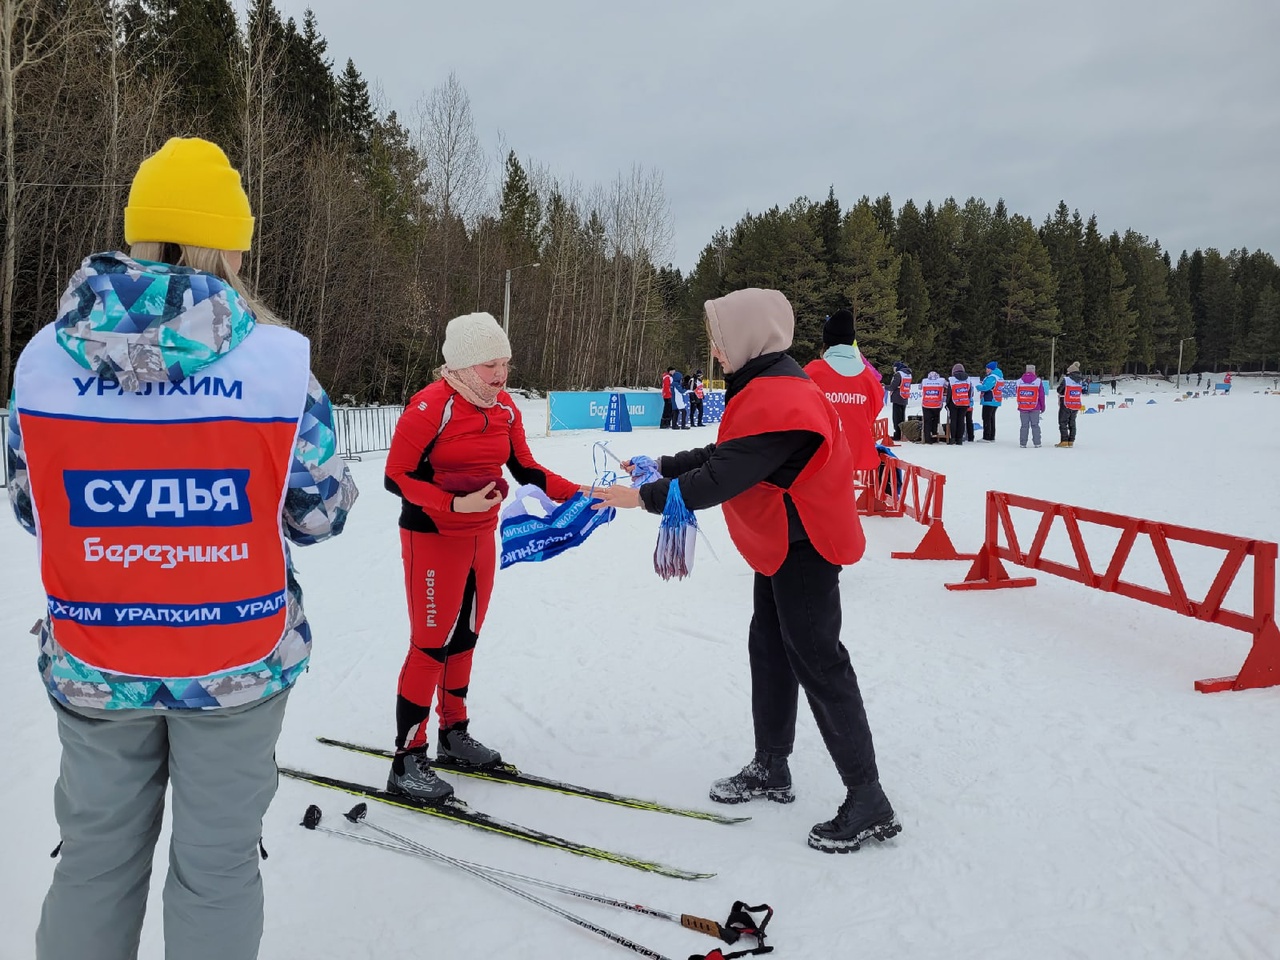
[680,914,736,943]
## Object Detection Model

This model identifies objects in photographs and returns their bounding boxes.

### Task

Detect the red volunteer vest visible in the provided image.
[898,373,912,400]
[16,323,309,679]
[949,379,971,407]
[1016,382,1040,411]
[1064,377,1083,411]
[922,383,944,409]
[803,359,881,470]
[717,373,865,576]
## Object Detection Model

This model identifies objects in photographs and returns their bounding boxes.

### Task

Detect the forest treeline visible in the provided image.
[2,0,1276,403]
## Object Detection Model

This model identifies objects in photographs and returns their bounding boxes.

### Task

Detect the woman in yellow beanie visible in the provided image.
[9,137,358,960]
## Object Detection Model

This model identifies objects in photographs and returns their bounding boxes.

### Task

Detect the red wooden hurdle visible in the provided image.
[947,491,1280,692]
[854,452,974,561]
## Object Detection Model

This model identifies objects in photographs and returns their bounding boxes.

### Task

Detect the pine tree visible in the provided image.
[814,187,841,268]
[284,9,337,142]
[337,58,374,152]
[499,151,541,259]
[1039,202,1085,367]
[1097,238,1138,374]
[1196,250,1236,369]
[123,0,241,140]
[832,199,905,361]
[1246,284,1280,371]
[898,252,934,360]
[997,215,1060,367]
[1168,251,1197,377]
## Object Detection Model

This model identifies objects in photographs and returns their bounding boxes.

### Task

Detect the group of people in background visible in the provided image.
[885,355,1087,449]
[659,366,706,429]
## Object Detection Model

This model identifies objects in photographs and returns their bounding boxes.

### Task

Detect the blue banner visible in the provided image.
[548,392,664,431]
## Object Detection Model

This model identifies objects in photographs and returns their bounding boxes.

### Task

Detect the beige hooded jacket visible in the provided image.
[704,288,795,372]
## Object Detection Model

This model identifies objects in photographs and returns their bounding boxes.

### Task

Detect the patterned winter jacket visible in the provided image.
[6,252,359,710]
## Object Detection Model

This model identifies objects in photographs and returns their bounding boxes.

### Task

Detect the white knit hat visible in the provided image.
[441,312,512,369]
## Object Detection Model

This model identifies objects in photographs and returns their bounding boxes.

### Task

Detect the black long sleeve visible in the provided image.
[659,444,716,477]
[639,430,822,514]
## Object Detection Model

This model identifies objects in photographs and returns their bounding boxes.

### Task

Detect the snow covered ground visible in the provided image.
[3,377,1279,960]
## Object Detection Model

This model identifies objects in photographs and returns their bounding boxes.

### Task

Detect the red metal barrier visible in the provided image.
[873,418,895,447]
[947,491,1280,692]
[855,452,974,561]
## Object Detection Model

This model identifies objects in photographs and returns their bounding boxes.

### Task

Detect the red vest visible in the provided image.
[802,359,881,470]
[16,323,309,679]
[922,382,945,409]
[898,373,912,400]
[717,373,865,575]
[1016,382,1040,411]
[1064,379,1083,410]
[949,379,972,407]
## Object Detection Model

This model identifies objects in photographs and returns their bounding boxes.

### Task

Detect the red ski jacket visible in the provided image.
[386,381,577,535]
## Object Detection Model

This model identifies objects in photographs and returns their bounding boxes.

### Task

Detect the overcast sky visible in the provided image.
[262,0,1280,271]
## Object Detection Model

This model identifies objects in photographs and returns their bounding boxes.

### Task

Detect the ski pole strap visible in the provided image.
[687,902,774,958]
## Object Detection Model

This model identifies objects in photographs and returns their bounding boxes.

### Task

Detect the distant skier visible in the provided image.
[660,367,675,428]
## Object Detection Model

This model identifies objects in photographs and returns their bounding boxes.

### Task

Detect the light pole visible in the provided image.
[1176,337,1194,386]
[1050,336,1058,384]
[502,262,541,337]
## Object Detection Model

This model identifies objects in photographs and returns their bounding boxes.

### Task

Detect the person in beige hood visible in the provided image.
[594,288,901,853]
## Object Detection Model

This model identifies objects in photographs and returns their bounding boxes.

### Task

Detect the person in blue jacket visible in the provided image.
[979,360,1004,442]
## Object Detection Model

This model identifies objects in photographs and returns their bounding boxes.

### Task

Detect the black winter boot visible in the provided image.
[709,753,794,804]
[807,781,901,853]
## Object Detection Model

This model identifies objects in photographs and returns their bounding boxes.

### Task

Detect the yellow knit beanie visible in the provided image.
[124,137,254,251]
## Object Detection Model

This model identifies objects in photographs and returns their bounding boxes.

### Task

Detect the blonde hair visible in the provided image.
[129,242,284,326]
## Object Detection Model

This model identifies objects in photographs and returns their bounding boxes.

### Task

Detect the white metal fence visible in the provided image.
[332,405,404,461]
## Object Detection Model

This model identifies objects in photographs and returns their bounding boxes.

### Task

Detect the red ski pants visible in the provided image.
[395,529,496,751]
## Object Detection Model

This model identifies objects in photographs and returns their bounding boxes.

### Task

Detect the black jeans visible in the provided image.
[948,405,973,444]
[660,397,673,428]
[922,407,941,443]
[982,405,997,441]
[748,540,879,788]
[891,403,907,440]
[690,396,703,426]
[1059,406,1077,442]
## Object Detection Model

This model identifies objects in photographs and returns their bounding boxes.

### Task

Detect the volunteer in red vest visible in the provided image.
[1056,360,1084,447]
[384,312,586,802]
[920,370,947,443]
[946,362,974,445]
[979,360,1004,442]
[887,359,912,440]
[1017,363,1046,448]
[660,367,675,428]
[592,288,900,855]
[802,308,882,469]
[7,137,358,960]
[688,369,706,427]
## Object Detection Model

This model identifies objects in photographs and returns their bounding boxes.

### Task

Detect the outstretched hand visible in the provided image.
[590,485,643,510]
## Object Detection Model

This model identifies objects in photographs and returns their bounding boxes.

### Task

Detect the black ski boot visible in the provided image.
[709,753,794,804]
[807,781,901,853]
[387,748,455,802]
[437,720,502,768]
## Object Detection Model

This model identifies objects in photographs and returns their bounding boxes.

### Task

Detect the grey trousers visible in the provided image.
[36,690,290,960]
[1019,410,1042,447]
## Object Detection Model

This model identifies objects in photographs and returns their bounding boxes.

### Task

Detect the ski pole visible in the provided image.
[307,803,741,944]
[303,804,675,960]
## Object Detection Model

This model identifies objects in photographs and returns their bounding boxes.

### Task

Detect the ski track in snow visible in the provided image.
[3,381,1280,959]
